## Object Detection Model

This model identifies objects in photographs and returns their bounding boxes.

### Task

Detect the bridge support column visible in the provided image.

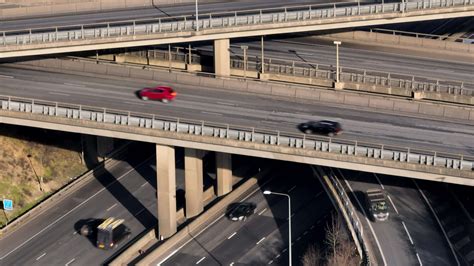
[97,136,114,160]
[214,39,230,77]
[156,144,177,239]
[185,148,206,218]
[216,152,232,196]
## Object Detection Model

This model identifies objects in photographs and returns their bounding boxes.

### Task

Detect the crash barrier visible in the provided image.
[0,95,472,177]
[1,0,473,48]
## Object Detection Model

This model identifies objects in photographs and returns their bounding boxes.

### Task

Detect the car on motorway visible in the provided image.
[365,189,389,222]
[298,120,343,137]
[79,217,131,250]
[137,86,177,103]
[225,202,257,221]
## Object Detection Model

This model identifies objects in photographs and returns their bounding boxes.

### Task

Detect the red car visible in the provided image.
[138,86,177,103]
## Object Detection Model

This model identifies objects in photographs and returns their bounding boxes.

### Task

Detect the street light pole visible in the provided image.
[195,0,199,31]
[27,154,43,192]
[333,41,341,83]
[261,36,265,74]
[264,190,292,266]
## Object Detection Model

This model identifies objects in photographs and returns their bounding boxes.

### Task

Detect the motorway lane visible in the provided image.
[335,168,458,266]
[0,0,346,32]
[0,144,158,265]
[0,66,473,158]
[158,163,333,265]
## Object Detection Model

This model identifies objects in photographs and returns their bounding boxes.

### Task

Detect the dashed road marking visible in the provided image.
[268,260,273,264]
[217,102,235,106]
[36,253,46,261]
[296,236,301,241]
[48,92,70,96]
[201,111,222,116]
[228,232,237,239]
[373,174,384,189]
[275,254,280,258]
[303,231,308,235]
[65,258,75,266]
[416,253,423,266]
[258,208,267,215]
[196,257,205,264]
[288,186,296,192]
[386,195,399,214]
[106,203,117,211]
[402,221,414,245]
[141,183,147,187]
[0,75,14,79]
[64,83,84,87]
[256,237,266,245]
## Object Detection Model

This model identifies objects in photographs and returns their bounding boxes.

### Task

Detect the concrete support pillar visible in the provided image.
[214,39,230,77]
[156,144,177,239]
[97,136,114,159]
[184,148,205,218]
[216,152,232,196]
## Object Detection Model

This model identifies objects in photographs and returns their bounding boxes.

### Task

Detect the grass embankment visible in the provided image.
[0,125,87,227]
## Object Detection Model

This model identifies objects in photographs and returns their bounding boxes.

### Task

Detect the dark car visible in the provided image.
[138,86,177,103]
[298,120,342,137]
[226,202,257,222]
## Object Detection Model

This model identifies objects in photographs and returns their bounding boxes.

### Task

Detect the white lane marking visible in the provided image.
[72,231,77,235]
[65,258,75,265]
[48,92,70,96]
[196,257,205,264]
[268,260,273,264]
[413,180,460,266]
[256,237,266,245]
[0,75,14,79]
[258,208,267,215]
[36,253,46,261]
[64,83,84,87]
[106,203,117,211]
[310,225,315,229]
[157,177,276,265]
[201,111,222,116]
[227,232,237,239]
[402,221,414,245]
[288,186,296,192]
[448,187,474,222]
[416,253,423,266]
[134,208,145,216]
[335,169,388,266]
[275,254,281,258]
[0,157,153,260]
[373,174,385,190]
[123,101,145,106]
[303,231,308,235]
[217,101,235,106]
[282,248,287,253]
[296,236,301,241]
[230,263,234,266]
[386,195,399,214]
[141,183,147,187]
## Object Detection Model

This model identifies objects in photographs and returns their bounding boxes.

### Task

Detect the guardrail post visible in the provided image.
[55,102,58,116]
[79,105,82,119]
[333,4,336,17]
[309,5,312,19]
[31,99,34,113]
[29,29,32,44]
[103,108,106,122]
[226,124,229,138]
[81,25,84,39]
[152,115,155,128]
[107,23,110,37]
[251,128,255,142]
[2,32,5,45]
[235,11,238,26]
[201,121,205,136]
[127,111,131,126]
[277,131,280,145]
[176,118,180,132]
[133,21,136,35]
[55,27,58,41]
[285,7,288,21]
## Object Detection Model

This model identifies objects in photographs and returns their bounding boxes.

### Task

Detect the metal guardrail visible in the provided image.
[2,0,473,47]
[0,95,472,175]
[367,27,474,42]
[120,48,473,96]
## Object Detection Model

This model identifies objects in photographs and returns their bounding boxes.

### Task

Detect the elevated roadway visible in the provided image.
[1,0,473,58]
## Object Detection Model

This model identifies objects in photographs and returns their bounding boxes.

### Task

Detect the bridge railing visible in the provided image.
[2,0,473,47]
[1,95,472,176]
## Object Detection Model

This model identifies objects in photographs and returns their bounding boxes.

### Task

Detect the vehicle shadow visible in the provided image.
[74,218,105,247]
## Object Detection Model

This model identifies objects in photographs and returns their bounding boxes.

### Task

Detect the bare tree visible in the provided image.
[324,213,359,266]
[301,244,322,266]
[324,213,344,262]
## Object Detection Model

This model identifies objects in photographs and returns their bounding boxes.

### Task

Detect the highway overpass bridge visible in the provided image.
[1,0,473,69]
[0,95,472,238]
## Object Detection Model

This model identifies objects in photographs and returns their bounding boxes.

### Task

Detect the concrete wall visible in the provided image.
[12,59,474,121]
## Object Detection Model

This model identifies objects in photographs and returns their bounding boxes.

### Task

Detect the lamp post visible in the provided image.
[27,154,43,192]
[333,41,341,84]
[241,45,248,78]
[263,190,292,266]
[195,0,199,31]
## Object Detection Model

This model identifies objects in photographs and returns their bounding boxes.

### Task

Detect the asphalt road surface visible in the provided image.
[335,167,460,266]
[157,163,334,265]
[0,66,472,158]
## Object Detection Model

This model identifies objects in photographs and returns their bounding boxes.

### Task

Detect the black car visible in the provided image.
[225,202,257,221]
[298,120,342,136]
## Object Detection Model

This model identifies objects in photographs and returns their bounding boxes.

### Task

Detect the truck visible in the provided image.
[365,189,389,222]
[80,217,131,250]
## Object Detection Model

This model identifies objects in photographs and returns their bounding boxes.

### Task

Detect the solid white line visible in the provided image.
[64,83,84,87]
[288,185,296,192]
[227,232,237,239]
[0,157,153,260]
[157,177,276,265]
[0,75,14,79]
[339,170,387,266]
[48,92,70,96]
[216,101,235,106]
[373,174,385,190]
[106,203,117,211]
[402,221,414,245]
[386,195,399,214]
[196,257,205,264]
[258,208,267,215]
[256,237,266,245]
[413,180,460,266]
[65,258,75,266]
[36,253,46,261]
[201,111,222,116]
[416,253,423,266]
